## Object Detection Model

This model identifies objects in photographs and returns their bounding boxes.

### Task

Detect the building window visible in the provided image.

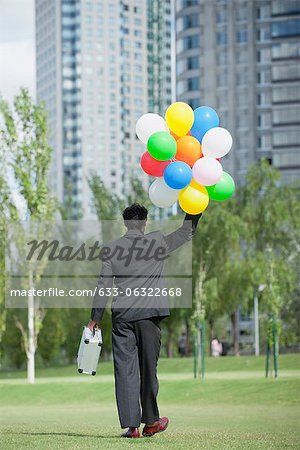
[187,55,199,70]
[273,107,300,125]
[177,80,185,96]
[236,4,248,21]
[272,42,300,59]
[237,70,248,86]
[187,77,199,90]
[272,64,300,81]
[217,31,227,45]
[272,20,300,38]
[236,30,248,43]
[183,14,199,28]
[183,34,199,50]
[176,59,185,75]
[257,27,271,41]
[257,112,271,128]
[272,0,300,16]
[217,51,227,65]
[180,0,200,7]
[216,9,227,23]
[188,98,201,109]
[273,129,300,147]
[257,5,271,19]
[257,91,271,106]
[272,86,300,103]
[217,72,228,86]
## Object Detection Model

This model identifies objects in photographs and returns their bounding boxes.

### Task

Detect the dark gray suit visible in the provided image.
[91,213,201,427]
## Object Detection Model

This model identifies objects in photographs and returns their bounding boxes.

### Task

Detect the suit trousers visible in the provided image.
[112,317,161,428]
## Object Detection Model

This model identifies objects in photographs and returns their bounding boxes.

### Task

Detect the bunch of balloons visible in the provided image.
[136,102,235,214]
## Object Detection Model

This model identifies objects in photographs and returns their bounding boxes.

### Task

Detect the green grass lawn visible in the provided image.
[0,355,299,449]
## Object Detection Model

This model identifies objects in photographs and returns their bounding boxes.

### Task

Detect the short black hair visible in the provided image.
[122,203,148,229]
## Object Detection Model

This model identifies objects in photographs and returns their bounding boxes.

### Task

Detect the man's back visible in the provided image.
[92,229,169,323]
[91,208,202,323]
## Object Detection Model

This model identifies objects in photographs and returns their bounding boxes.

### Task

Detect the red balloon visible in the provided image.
[140,151,170,177]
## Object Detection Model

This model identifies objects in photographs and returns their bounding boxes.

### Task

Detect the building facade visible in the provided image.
[175,0,300,185]
[36,0,172,218]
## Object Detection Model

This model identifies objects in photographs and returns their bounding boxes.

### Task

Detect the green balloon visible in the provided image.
[147,131,177,161]
[206,172,235,201]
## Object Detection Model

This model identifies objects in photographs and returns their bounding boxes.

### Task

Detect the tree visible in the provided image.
[239,160,299,364]
[191,199,245,354]
[0,175,18,365]
[88,174,124,220]
[0,89,57,383]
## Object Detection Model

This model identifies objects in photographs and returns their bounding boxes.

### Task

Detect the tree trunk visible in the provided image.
[167,328,173,358]
[231,310,240,356]
[185,317,191,355]
[208,319,214,356]
[27,291,35,384]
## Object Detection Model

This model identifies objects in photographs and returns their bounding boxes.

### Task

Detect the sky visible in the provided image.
[0,0,36,103]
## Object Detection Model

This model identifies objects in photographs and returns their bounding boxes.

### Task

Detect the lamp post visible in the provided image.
[254,284,266,356]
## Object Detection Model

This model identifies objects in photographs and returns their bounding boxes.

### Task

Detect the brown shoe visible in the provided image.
[121,427,140,438]
[142,417,169,437]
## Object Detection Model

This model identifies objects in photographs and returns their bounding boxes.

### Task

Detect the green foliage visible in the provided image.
[37,310,67,364]
[88,174,124,220]
[0,89,58,376]
[126,177,152,211]
[0,310,26,369]
[0,89,56,218]
[190,159,299,354]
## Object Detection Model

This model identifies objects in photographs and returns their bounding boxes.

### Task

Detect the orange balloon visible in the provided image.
[176,136,202,167]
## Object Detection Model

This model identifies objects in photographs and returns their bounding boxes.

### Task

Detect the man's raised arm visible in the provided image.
[163,213,202,253]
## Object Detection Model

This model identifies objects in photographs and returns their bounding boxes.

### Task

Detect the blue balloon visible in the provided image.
[164,161,192,190]
[190,106,220,142]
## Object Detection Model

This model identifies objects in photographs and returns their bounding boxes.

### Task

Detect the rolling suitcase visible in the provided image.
[77,326,102,376]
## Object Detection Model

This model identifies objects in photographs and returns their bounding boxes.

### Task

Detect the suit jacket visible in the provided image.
[91,213,202,323]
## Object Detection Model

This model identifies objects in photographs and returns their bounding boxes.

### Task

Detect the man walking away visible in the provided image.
[88,204,202,438]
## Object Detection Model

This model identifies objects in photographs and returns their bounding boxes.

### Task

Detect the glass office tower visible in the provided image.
[176,0,300,185]
[36,0,172,218]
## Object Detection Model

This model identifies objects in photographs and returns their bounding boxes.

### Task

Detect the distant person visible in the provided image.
[178,331,187,357]
[211,337,223,357]
[88,204,202,438]
[221,339,229,356]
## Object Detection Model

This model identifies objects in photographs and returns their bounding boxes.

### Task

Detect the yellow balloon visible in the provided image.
[179,183,209,214]
[165,102,194,137]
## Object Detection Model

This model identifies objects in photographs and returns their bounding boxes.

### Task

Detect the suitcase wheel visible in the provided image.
[78,368,83,373]
[84,339,89,344]
[98,342,101,347]
[92,371,96,376]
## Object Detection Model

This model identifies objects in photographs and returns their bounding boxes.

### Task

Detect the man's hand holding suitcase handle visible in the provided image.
[87,320,98,333]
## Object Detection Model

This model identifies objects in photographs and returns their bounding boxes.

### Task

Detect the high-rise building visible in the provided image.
[175,0,300,185]
[35,0,172,218]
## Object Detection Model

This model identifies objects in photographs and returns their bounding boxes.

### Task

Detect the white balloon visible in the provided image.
[149,178,179,208]
[136,113,169,144]
[192,157,223,186]
[202,127,233,158]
